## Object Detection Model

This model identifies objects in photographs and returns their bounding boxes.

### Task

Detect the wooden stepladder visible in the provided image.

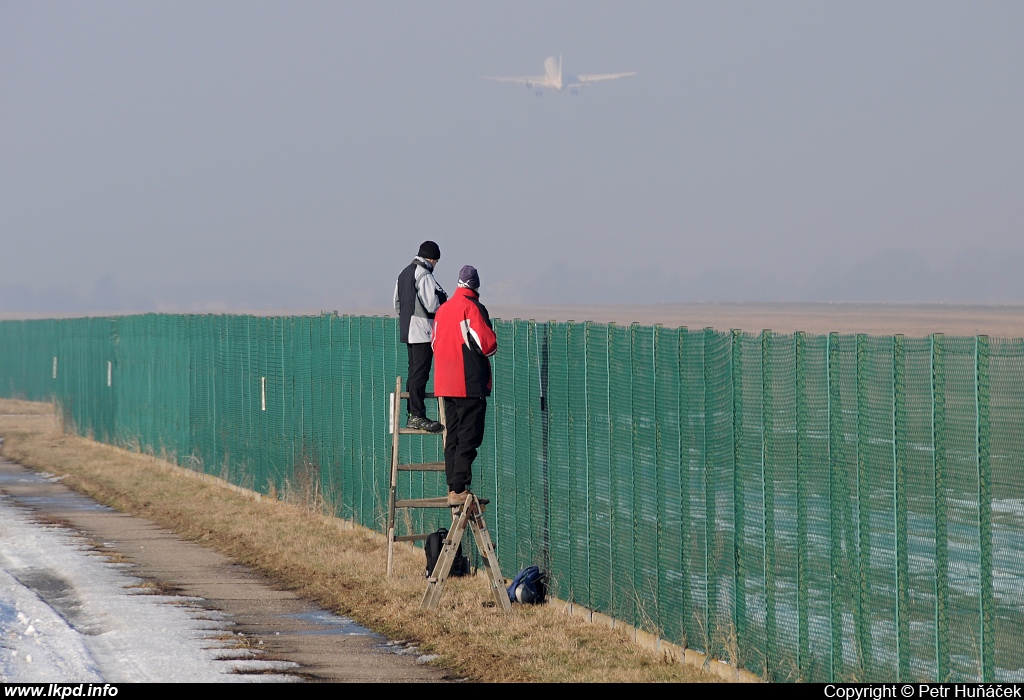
[420,494,511,612]
[386,375,511,612]
[386,376,449,577]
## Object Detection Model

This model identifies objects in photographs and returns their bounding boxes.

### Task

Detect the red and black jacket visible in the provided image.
[431,287,497,398]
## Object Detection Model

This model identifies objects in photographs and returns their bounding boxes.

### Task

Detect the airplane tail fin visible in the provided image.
[542,55,563,89]
[544,56,559,82]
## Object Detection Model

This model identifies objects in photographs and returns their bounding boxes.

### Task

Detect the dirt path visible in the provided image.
[0,456,449,683]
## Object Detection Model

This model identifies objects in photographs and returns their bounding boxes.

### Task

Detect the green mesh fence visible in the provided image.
[1,313,1023,682]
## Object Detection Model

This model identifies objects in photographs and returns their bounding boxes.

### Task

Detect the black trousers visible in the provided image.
[405,343,433,418]
[443,397,487,494]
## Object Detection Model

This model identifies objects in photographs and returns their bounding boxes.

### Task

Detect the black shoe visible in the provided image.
[406,416,444,433]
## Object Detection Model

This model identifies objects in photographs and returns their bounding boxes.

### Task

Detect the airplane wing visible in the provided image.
[565,71,636,88]
[483,75,547,87]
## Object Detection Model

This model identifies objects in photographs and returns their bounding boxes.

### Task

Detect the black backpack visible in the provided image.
[424,528,470,578]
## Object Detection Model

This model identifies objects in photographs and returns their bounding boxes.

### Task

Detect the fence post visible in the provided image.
[976,335,994,681]
[856,333,872,676]
[678,327,692,648]
[893,334,910,681]
[931,333,950,681]
[761,330,777,679]
[795,330,809,678]
[827,332,843,681]
[702,327,717,653]
[731,328,745,658]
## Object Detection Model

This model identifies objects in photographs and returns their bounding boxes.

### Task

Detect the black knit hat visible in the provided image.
[418,240,441,260]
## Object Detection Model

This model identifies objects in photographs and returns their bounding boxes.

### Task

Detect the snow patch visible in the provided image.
[0,494,292,682]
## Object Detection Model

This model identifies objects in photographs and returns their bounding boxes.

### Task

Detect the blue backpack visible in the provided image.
[507,565,547,605]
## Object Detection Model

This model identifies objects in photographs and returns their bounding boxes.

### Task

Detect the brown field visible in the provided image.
[273,302,1024,337]
[4,302,1023,338]
[0,401,728,683]
[489,302,1024,338]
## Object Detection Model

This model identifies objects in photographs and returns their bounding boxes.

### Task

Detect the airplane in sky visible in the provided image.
[484,56,636,94]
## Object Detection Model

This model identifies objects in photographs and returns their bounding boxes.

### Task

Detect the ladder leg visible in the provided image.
[386,530,394,578]
[421,503,471,610]
[467,503,512,612]
[387,375,402,578]
[438,396,448,449]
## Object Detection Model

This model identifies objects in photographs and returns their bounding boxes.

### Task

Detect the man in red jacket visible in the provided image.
[431,265,497,507]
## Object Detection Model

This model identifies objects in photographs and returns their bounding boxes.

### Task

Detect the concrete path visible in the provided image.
[0,457,450,682]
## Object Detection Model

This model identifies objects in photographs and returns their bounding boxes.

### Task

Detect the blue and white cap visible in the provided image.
[457,265,480,289]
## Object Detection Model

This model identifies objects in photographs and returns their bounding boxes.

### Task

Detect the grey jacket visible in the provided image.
[394,257,448,344]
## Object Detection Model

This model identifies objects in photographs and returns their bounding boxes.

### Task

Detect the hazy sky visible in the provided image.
[2,1,1023,313]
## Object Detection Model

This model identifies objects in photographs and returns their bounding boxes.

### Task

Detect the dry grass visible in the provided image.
[0,399,720,683]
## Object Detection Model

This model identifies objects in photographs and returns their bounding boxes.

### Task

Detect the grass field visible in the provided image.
[0,399,726,683]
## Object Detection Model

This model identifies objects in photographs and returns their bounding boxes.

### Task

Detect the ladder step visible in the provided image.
[398,462,445,472]
[395,497,451,509]
[397,428,445,435]
[394,533,430,542]
[398,392,442,399]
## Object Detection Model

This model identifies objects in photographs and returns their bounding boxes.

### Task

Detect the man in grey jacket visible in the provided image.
[394,241,447,432]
